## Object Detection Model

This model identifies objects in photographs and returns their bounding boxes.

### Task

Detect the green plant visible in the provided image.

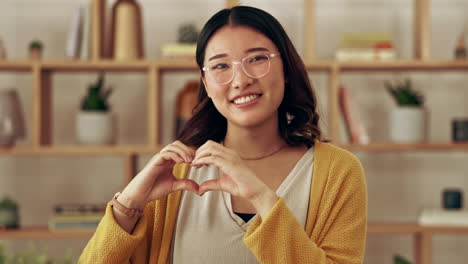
[384,79,424,107]
[0,242,74,264]
[0,198,17,211]
[0,197,19,229]
[29,40,43,50]
[393,254,412,264]
[81,74,113,112]
[178,23,199,43]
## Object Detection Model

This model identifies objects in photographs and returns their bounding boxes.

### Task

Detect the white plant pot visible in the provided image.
[76,111,116,145]
[389,107,427,143]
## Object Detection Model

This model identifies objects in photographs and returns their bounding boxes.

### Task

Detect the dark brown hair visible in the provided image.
[178,6,321,148]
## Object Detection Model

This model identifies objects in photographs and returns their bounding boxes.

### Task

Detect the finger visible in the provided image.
[193,144,227,163]
[172,141,196,160]
[172,179,200,194]
[158,151,185,164]
[191,155,224,168]
[198,179,225,196]
[161,144,192,163]
[195,140,221,156]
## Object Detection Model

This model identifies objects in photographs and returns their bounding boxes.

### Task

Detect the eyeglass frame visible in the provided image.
[201,52,280,85]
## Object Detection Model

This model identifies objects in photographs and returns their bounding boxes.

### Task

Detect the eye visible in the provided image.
[210,63,230,71]
[249,55,268,64]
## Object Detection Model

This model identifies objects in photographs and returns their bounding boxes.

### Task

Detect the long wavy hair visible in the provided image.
[177,6,322,148]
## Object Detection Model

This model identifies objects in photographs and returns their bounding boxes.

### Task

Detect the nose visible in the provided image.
[230,63,253,89]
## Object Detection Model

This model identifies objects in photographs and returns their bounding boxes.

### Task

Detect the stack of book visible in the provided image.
[335,33,397,61]
[48,203,105,232]
[161,43,197,60]
[338,85,369,144]
[418,208,468,226]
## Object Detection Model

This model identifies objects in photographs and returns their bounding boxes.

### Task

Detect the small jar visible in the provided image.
[442,188,463,210]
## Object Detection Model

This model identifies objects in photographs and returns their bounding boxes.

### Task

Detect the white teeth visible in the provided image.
[233,94,259,105]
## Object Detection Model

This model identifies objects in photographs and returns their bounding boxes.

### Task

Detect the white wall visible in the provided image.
[1,0,468,263]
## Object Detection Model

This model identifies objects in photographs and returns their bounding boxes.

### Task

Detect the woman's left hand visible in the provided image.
[191,140,278,217]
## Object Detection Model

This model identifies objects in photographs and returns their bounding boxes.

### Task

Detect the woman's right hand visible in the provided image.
[117,141,200,210]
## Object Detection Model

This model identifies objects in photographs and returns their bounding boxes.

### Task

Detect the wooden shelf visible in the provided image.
[1,143,466,156]
[3,223,468,239]
[340,142,468,152]
[338,60,468,72]
[368,222,421,234]
[0,227,93,239]
[0,60,33,71]
[368,222,468,234]
[1,59,468,73]
[0,145,161,156]
[41,60,153,72]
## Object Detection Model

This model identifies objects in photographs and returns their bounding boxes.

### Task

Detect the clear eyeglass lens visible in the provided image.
[206,54,271,84]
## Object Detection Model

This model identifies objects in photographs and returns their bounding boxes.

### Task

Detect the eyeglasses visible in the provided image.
[202,53,280,85]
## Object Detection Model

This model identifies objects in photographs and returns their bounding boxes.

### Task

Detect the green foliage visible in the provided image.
[81,74,113,112]
[394,254,412,264]
[0,198,17,210]
[29,40,43,50]
[385,79,424,107]
[178,23,199,43]
[0,242,74,264]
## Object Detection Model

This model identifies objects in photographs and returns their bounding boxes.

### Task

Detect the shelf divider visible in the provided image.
[124,153,138,185]
[32,64,52,146]
[154,66,162,145]
[415,0,430,60]
[328,65,340,143]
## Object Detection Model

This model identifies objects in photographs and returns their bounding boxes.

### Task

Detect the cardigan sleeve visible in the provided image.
[78,200,156,264]
[243,154,367,264]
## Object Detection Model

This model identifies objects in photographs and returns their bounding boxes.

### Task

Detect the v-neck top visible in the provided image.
[170,148,314,264]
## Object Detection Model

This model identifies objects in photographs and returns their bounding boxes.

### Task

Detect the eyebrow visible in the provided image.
[207,47,270,61]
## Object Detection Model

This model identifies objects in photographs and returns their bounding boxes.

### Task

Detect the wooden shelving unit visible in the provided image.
[0,227,94,239]
[340,142,468,152]
[0,0,466,263]
[4,222,468,240]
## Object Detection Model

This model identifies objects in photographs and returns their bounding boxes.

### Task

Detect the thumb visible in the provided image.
[172,179,200,195]
[198,179,227,196]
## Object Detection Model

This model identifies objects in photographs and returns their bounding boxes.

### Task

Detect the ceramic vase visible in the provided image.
[389,107,427,143]
[76,111,116,145]
[110,0,144,60]
[0,89,26,147]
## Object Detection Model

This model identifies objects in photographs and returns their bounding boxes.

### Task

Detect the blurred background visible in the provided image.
[0,0,468,263]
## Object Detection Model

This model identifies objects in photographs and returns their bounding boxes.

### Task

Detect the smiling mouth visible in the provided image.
[231,94,262,105]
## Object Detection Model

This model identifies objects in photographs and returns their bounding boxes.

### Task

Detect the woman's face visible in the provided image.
[202,25,285,128]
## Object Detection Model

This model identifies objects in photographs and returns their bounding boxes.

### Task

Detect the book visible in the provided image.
[419,208,468,226]
[338,85,369,144]
[80,3,91,60]
[65,6,83,59]
[335,32,397,61]
[161,43,196,59]
[48,207,104,232]
[335,47,396,61]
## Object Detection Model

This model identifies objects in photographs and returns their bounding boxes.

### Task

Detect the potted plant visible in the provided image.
[76,74,115,145]
[29,40,43,60]
[385,78,426,143]
[0,38,6,59]
[0,197,19,229]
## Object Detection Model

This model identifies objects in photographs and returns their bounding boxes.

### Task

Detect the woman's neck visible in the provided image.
[224,119,285,160]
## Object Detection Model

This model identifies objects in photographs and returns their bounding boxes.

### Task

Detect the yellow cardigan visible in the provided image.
[79,141,367,264]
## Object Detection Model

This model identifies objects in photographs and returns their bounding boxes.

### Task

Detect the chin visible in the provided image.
[230,112,277,128]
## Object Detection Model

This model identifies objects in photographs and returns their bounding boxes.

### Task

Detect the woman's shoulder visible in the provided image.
[314,140,363,170]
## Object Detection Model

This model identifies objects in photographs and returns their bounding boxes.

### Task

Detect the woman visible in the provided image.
[79,6,367,264]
